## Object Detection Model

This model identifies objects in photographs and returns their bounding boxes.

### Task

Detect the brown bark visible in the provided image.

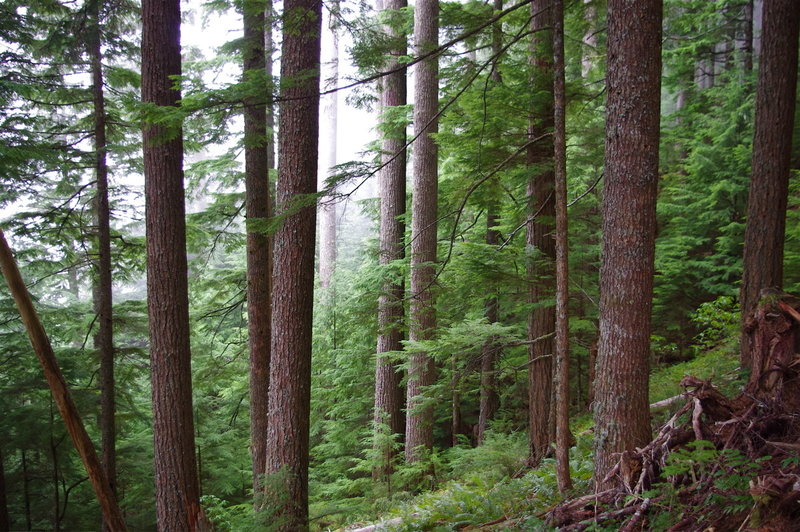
[318,3,339,289]
[0,230,127,531]
[373,0,407,477]
[88,1,116,521]
[0,448,8,532]
[243,0,273,499]
[476,0,503,448]
[142,1,206,529]
[477,211,500,446]
[740,0,799,370]
[552,0,571,493]
[405,0,439,464]
[527,0,555,468]
[263,0,321,526]
[593,0,662,492]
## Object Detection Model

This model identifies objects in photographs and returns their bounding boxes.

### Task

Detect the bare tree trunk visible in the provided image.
[581,0,597,79]
[242,0,273,500]
[742,0,754,75]
[477,215,500,445]
[740,0,799,370]
[0,448,9,532]
[552,0,571,493]
[477,0,503,448]
[373,0,408,480]
[22,450,31,531]
[88,3,116,523]
[142,0,206,528]
[593,0,662,492]
[263,0,321,526]
[405,0,439,465]
[527,0,555,468]
[318,3,340,289]
[0,230,127,531]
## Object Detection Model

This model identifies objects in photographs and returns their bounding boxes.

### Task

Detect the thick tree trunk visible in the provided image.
[263,0,321,526]
[552,0,571,493]
[142,1,205,529]
[243,0,273,499]
[0,230,127,531]
[740,0,799,370]
[593,0,662,492]
[88,2,117,522]
[527,0,556,468]
[373,0,407,477]
[405,0,439,464]
[318,5,339,289]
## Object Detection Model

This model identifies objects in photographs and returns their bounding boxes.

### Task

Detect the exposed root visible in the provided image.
[547,294,800,531]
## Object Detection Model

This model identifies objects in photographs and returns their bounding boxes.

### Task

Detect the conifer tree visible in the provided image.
[264,0,322,525]
[141,0,206,527]
[406,0,439,464]
[374,0,408,479]
[87,0,117,516]
[740,0,799,369]
[242,0,273,498]
[527,0,556,467]
[593,0,662,491]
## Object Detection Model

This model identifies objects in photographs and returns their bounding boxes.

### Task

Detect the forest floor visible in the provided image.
[339,297,800,531]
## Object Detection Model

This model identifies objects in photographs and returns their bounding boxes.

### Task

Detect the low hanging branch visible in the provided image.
[0,229,127,531]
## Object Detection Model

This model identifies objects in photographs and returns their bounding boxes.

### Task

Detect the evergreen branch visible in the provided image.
[319,0,540,98]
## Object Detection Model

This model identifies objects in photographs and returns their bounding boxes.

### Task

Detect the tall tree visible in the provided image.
[740,0,799,369]
[593,0,662,491]
[527,0,556,467]
[263,0,321,526]
[142,0,205,528]
[318,2,340,289]
[552,0,571,493]
[405,0,439,464]
[373,0,408,479]
[0,449,9,532]
[476,0,504,447]
[242,0,273,498]
[87,0,116,518]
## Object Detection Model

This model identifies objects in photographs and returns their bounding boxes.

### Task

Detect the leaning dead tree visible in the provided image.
[549,292,800,531]
[0,230,127,531]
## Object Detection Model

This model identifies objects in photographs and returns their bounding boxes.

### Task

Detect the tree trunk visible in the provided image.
[552,0,571,493]
[478,211,500,445]
[742,0,754,75]
[88,2,117,522]
[593,0,662,492]
[581,0,597,79]
[22,450,31,531]
[0,230,126,531]
[243,0,273,500]
[0,448,9,532]
[405,0,439,465]
[373,0,408,480]
[263,0,321,526]
[739,0,799,370]
[477,0,503,448]
[318,3,339,289]
[142,1,205,528]
[527,0,555,468]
